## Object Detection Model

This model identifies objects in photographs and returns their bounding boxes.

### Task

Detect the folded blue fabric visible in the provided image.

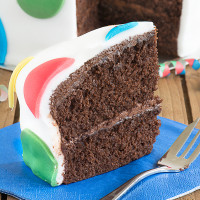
[0,117,199,200]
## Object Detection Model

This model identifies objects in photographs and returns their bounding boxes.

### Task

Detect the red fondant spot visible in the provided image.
[185,59,195,67]
[163,64,170,77]
[175,61,184,75]
[24,58,75,118]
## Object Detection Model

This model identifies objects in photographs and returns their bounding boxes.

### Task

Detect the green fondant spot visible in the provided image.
[21,129,58,186]
[17,0,65,19]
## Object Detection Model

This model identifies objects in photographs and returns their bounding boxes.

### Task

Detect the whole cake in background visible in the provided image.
[9,22,161,186]
[0,0,199,67]
[0,0,76,67]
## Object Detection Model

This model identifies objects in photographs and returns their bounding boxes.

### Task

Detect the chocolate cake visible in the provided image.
[10,22,161,186]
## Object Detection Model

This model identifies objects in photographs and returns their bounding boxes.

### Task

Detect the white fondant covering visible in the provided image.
[16,22,154,185]
[178,0,200,58]
[0,0,77,66]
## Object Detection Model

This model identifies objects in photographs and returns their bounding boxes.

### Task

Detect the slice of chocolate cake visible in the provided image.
[62,98,161,184]
[10,22,161,186]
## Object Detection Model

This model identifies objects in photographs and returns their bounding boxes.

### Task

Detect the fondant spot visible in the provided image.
[21,128,58,186]
[24,57,75,118]
[0,19,7,64]
[17,0,65,19]
[105,22,139,41]
[8,57,34,109]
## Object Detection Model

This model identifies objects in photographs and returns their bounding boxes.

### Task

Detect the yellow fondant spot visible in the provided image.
[8,57,34,109]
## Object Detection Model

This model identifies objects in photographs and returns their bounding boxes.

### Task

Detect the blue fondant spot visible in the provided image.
[105,22,139,41]
[0,19,7,65]
[192,59,200,70]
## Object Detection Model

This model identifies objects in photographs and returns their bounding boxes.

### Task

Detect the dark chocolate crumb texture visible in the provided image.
[11,22,161,186]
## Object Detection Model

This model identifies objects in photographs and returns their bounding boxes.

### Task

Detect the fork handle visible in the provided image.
[100,166,172,200]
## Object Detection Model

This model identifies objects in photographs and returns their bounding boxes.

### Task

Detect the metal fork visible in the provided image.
[101,118,200,200]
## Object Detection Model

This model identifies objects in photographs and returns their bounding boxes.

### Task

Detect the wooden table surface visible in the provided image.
[0,68,200,200]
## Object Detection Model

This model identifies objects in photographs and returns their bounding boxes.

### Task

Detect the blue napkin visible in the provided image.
[0,117,200,200]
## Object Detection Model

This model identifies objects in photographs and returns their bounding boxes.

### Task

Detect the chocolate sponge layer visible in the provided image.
[62,98,161,184]
[50,30,161,184]
[50,30,159,141]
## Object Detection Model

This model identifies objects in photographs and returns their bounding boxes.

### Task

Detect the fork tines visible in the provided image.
[168,118,200,162]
